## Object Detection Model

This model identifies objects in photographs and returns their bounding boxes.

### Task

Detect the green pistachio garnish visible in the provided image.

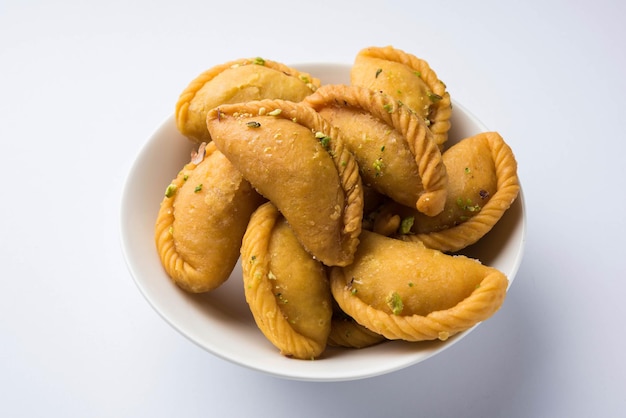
[457,197,481,212]
[267,108,282,116]
[383,103,394,113]
[194,184,203,193]
[373,157,384,177]
[427,92,443,102]
[252,57,265,65]
[164,184,177,198]
[315,131,332,149]
[375,68,383,78]
[387,292,404,315]
[399,216,415,234]
[246,121,261,128]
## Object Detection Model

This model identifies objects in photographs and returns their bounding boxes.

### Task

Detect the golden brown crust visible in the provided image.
[175,58,320,143]
[329,230,508,342]
[241,202,332,359]
[206,99,363,267]
[328,308,386,349]
[399,132,520,252]
[304,84,448,217]
[350,45,452,149]
[154,142,265,292]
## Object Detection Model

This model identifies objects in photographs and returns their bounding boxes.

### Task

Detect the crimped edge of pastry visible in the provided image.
[329,259,509,342]
[402,131,520,252]
[241,202,326,359]
[304,84,448,217]
[154,142,218,292]
[175,57,321,142]
[353,45,452,148]
[209,99,363,267]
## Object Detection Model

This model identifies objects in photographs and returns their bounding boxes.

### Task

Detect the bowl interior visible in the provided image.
[120,63,526,382]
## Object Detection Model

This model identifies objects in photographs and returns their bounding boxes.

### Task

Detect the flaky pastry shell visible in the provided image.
[304,84,448,217]
[330,230,508,342]
[155,142,265,293]
[175,58,320,143]
[375,132,519,252]
[241,202,333,359]
[350,45,452,148]
[206,99,363,267]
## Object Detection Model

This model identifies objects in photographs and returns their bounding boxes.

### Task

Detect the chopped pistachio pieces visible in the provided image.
[164,184,177,198]
[315,131,332,149]
[194,184,203,193]
[267,108,282,116]
[252,57,265,65]
[375,68,383,78]
[372,157,384,177]
[246,121,261,128]
[387,292,404,315]
[399,216,415,234]
[457,197,481,212]
[427,92,443,102]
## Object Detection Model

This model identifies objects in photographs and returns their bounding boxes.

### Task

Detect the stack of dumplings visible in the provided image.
[155,46,520,360]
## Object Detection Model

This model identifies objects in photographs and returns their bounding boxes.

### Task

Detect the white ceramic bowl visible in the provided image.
[120,63,526,382]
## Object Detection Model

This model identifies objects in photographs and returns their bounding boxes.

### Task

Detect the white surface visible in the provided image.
[1,0,624,416]
[120,62,526,381]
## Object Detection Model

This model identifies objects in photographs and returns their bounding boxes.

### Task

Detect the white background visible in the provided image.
[1,0,624,416]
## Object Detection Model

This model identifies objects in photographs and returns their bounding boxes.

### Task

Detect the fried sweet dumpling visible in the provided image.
[155,142,265,293]
[206,99,363,267]
[330,230,509,342]
[350,45,452,148]
[373,132,519,252]
[304,84,448,217]
[175,58,320,144]
[328,304,386,349]
[241,202,333,359]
